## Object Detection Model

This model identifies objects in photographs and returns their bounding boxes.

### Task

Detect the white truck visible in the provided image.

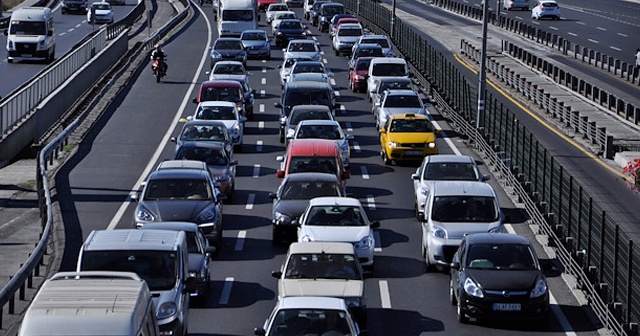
[216,0,258,37]
[4,7,55,63]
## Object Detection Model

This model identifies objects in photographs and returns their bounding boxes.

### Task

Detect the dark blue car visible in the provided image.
[274,19,307,47]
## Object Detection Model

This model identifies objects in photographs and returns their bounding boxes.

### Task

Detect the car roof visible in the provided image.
[298,120,339,126]
[213,61,244,66]
[289,39,317,44]
[200,80,242,88]
[198,101,238,109]
[149,168,210,180]
[355,56,375,63]
[379,76,412,83]
[83,229,184,252]
[241,29,267,34]
[371,57,406,64]
[385,89,420,96]
[425,154,475,164]
[355,43,383,49]
[284,172,340,183]
[291,105,332,113]
[288,241,356,255]
[215,37,242,42]
[288,138,338,156]
[184,120,227,127]
[431,181,496,197]
[308,196,362,207]
[466,232,531,245]
[388,113,429,121]
[139,222,200,233]
[338,23,363,29]
[156,159,208,171]
[360,34,389,40]
[293,61,324,66]
[278,296,348,310]
[285,81,332,90]
[177,141,226,151]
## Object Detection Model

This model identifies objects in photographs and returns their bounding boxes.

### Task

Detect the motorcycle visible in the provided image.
[152,58,167,83]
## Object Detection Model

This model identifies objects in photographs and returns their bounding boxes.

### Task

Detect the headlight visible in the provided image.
[301,32,307,37]
[286,129,295,138]
[212,51,222,59]
[430,225,446,239]
[214,174,230,182]
[387,142,400,148]
[277,32,283,36]
[354,236,373,249]
[301,235,314,242]
[38,40,46,49]
[344,297,361,307]
[354,75,364,80]
[273,211,292,224]
[427,142,436,148]
[136,208,154,222]
[197,208,217,222]
[530,278,548,298]
[232,123,241,132]
[463,277,484,298]
[157,301,178,319]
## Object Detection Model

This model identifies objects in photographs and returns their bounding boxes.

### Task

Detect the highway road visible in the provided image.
[49,2,611,335]
[0,3,133,98]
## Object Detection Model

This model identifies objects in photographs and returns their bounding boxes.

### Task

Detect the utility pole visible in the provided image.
[390,0,396,39]
[476,0,490,133]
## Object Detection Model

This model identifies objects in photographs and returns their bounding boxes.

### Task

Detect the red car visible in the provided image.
[258,0,277,11]
[348,57,373,93]
[331,17,360,37]
[193,80,246,117]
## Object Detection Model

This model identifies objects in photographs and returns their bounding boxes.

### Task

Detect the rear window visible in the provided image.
[339,28,362,37]
[285,88,331,106]
[542,2,558,7]
[289,156,337,174]
[371,63,406,76]
[431,196,499,222]
[221,10,253,21]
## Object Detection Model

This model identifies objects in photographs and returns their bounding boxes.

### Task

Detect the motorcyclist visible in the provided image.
[150,45,168,76]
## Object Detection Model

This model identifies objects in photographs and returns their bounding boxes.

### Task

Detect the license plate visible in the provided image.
[493,303,521,311]
[21,54,32,58]
[405,150,422,156]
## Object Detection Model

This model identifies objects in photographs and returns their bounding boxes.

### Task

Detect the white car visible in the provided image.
[188,101,247,151]
[332,23,363,56]
[288,61,333,84]
[265,3,289,24]
[531,0,560,19]
[271,11,297,34]
[373,89,428,130]
[289,120,353,167]
[296,197,380,267]
[283,39,322,62]
[254,297,363,336]
[209,61,247,77]
[352,34,395,57]
[278,55,313,87]
[411,154,490,220]
[370,76,414,106]
[420,181,504,271]
[271,242,368,321]
[87,2,114,24]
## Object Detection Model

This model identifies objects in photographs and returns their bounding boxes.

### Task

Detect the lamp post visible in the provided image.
[390,0,396,39]
[476,0,490,133]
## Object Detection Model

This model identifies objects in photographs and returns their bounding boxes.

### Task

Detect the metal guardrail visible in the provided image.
[0,0,190,330]
[338,0,637,334]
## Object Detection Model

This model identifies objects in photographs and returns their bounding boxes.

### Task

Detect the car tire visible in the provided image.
[382,150,392,165]
[457,299,469,324]
[335,49,339,56]
[272,227,282,244]
[449,278,457,305]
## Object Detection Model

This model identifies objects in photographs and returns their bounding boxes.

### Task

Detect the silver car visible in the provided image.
[373,89,428,130]
[332,23,363,56]
[283,39,322,62]
[280,105,334,143]
[171,120,233,156]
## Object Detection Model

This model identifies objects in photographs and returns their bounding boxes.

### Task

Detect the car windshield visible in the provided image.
[466,243,537,271]
[175,147,229,166]
[431,196,499,222]
[290,110,331,124]
[297,124,342,140]
[280,181,341,200]
[289,157,337,175]
[242,32,267,40]
[213,64,244,74]
[196,106,238,120]
[284,253,361,280]
[9,21,46,35]
[289,42,318,52]
[363,38,390,48]
[321,5,344,15]
[306,206,366,226]
[389,119,433,132]
[383,95,421,108]
[81,251,178,291]
[371,63,406,76]
[221,10,253,21]
[180,124,227,142]
[378,80,413,92]
[292,63,325,74]
[269,309,353,336]
[215,40,243,50]
[143,178,212,201]
[284,57,311,68]
[339,28,362,37]
[93,3,110,9]
[279,20,303,29]
[200,87,241,102]
[285,90,330,106]
[422,162,479,181]
[355,59,372,71]
[269,5,288,11]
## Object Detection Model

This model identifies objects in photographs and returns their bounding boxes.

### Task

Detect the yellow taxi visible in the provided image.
[379,113,441,165]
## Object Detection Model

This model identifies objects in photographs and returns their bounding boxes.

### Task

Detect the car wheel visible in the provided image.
[335,49,339,56]
[351,82,357,93]
[382,150,392,165]
[449,278,457,305]
[272,227,282,244]
[457,299,469,324]
[415,202,421,220]
[424,244,435,272]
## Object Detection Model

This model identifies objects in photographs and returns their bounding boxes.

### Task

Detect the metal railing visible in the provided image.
[339,0,638,334]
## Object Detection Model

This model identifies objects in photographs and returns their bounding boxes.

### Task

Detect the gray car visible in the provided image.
[268,173,344,242]
[171,120,233,157]
[240,29,271,59]
[210,37,248,69]
[132,163,225,247]
[283,39,322,62]
[374,89,427,129]
[280,105,334,143]
[139,222,216,301]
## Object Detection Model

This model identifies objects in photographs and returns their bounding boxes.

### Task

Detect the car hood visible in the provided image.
[209,74,246,82]
[279,279,364,298]
[381,107,426,115]
[243,40,268,48]
[219,120,239,129]
[467,269,541,291]
[336,36,360,43]
[285,51,320,59]
[151,287,179,318]
[274,199,310,218]
[299,225,370,242]
[433,220,502,239]
[93,9,112,15]
[278,28,305,35]
[213,49,245,57]
[188,254,206,273]
[141,201,210,221]
[387,132,437,143]
[208,166,231,176]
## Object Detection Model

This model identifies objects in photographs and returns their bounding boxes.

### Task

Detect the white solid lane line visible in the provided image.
[219,277,234,305]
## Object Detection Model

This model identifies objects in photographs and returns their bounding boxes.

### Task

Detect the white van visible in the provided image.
[4,7,55,63]
[366,57,409,100]
[19,271,159,336]
[76,229,194,336]
[216,0,258,37]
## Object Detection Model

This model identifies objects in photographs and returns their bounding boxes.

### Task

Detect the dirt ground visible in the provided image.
[3,0,24,11]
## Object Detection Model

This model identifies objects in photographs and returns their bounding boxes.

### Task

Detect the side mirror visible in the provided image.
[291,219,299,227]
[345,134,354,140]
[254,327,266,336]
[185,276,196,293]
[271,270,282,279]
[411,173,420,180]
[230,160,239,166]
[274,102,283,108]
[417,212,425,222]
[334,103,341,109]
[342,170,351,179]
[282,48,286,52]
[217,193,227,203]
[186,116,193,121]
[131,192,140,202]
[192,98,199,104]
[435,129,442,135]
[268,192,277,199]
[450,261,460,270]
[205,246,217,255]
[481,173,491,181]
[240,116,248,123]
[170,137,177,143]
[3,30,7,36]
[178,118,189,123]
[370,220,380,229]
[276,170,285,178]
[47,30,53,36]
[328,72,334,77]
[276,155,284,162]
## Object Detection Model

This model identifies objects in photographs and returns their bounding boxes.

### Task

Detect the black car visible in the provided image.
[318,3,345,32]
[268,172,344,242]
[274,19,308,47]
[449,233,550,324]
